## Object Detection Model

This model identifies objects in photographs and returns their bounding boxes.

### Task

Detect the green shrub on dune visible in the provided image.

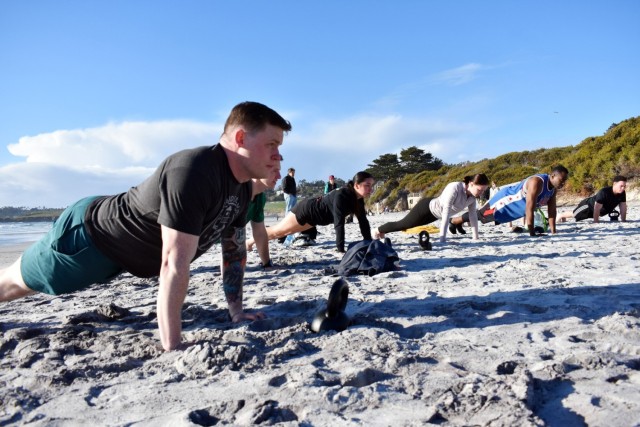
[368,116,640,210]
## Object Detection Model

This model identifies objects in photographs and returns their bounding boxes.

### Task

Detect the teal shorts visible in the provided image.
[20,196,123,295]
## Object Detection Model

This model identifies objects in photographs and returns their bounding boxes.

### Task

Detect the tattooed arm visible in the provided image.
[221,226,266,322]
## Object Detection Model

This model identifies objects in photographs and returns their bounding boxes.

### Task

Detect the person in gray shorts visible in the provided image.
[0,101,291,352]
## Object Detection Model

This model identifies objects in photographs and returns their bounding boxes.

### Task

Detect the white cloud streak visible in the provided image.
[0,114,479,207]
[8,120,220,169]
[374,63,490,108]
[431,63,484,86]
[299,114,473,156]
[280,114,476,182]
[1,120,220,207]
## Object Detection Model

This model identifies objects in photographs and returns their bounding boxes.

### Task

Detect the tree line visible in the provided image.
[365,146,444,181]
[0,206,63,221]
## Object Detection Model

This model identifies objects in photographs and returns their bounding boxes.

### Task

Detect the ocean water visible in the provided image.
[0,216,282,247]
[0,222,52,247]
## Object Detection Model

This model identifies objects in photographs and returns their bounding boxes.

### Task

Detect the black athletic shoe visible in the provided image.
[418,231,432,250]
[448,222,457,235]
[456,224,466,234]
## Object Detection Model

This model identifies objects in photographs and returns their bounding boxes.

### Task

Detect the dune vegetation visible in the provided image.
[369,116,640,209]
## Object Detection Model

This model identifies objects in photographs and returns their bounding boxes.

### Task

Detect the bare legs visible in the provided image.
[0,257,35,301]
[557,210,574,223]
[246,212,314,250]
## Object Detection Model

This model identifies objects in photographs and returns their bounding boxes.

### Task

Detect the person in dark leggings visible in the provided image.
[374,174,489,243]
[247,172,375,252]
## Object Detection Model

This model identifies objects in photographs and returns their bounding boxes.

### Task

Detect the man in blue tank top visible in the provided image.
[488,165,569,236]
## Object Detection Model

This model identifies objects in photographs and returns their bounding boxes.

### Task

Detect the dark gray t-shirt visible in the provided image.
[588,186,626,215]
[85,144,251,277]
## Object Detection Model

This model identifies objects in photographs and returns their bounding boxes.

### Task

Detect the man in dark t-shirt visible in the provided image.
[0,101,291,352]
[85,144,253,278]
[559,175,628,223]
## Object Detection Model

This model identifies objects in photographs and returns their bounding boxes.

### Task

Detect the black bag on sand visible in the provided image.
[333,238,400,277]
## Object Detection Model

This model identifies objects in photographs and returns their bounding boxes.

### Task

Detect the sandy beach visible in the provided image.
[1,204,639,426]
[0,243,31,270]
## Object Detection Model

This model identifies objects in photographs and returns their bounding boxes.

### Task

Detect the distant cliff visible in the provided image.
[0,207,63,222]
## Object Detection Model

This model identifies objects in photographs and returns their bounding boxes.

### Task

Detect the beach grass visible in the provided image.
[264,201,285,216]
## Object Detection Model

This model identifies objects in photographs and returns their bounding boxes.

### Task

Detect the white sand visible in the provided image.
[0,243,31,269]
[1,205,639,426]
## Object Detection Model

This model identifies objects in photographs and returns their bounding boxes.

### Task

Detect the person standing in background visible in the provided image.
[282,168,297,214]
[279,168,297,244]
[325,175,338,194]
[489,181,499,199]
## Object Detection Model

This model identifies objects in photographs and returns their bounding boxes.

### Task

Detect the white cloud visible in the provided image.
[8,120,220,169]
[431,63,484,86]
[374,63,494,109]
[1,120,221,207]
[304,115,405,151]
[298,114,472,156]
[0,114,481,207]
[279,113,476,182]
[0,162,152,208]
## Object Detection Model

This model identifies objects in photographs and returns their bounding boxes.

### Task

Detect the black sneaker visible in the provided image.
[455,224,466,234]
[448,222,457,235]
[418,231,432,250]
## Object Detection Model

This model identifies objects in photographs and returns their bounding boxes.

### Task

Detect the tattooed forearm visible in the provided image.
[221,227,246,307]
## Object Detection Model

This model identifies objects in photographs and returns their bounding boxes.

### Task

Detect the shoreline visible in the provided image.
[0,217,58,223]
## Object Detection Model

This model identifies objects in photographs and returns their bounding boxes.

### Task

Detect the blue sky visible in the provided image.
[1,1,638,207]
